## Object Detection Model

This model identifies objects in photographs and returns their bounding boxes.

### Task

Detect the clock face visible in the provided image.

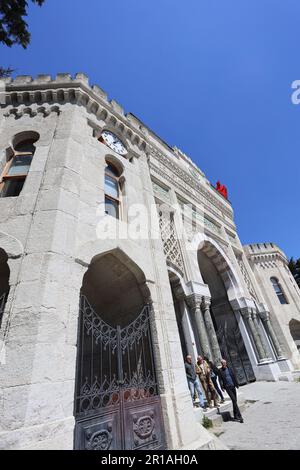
[101,130,127,156]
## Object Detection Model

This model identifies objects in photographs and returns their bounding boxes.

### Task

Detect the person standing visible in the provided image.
[184,355,206,410]
[218,359,243,423]
[196,356,218,408]
[206,358,225,404]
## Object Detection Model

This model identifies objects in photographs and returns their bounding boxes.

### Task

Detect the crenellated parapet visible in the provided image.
[1,73,148,153]
[244,243,288,269]
[0,72,235,221]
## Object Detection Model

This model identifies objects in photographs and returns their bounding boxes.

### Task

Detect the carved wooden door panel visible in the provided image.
[74,296,166,450]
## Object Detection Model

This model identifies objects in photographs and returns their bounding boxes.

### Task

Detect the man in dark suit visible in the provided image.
[218,359,244,423]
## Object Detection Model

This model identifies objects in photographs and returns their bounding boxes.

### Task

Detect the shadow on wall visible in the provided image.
[0,248,10,327]
[289,319,300,351]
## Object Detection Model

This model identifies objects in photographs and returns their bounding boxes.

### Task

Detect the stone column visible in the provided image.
[186,294,211,358]
[201,297,222,363]
[241,307,269,363]
[180,301,198,360]
[252,310,272,361]
[260,311,285,360]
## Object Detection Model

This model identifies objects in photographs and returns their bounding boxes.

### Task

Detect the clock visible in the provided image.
[100,130,127,156]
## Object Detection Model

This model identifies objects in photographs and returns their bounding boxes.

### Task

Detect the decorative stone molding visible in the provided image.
[201,296,211,310]
[244,243,288,270]
[149,147,234,222]
[204,217,221,236]
[227,231,238,246]
[3,105,60,119]
[258,310,270,322]
[1,73,148,152]
[237,256,258,301]
[158,211,184,276]
[0,231,24,259]
[200,241,229,275]
[173,145,205,178]
[152,179,171,203]
[185,293,203,310]
[240,306,252,320]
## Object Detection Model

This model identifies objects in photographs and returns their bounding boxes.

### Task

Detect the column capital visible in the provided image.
[185,293,202,310]
[201,296,212,310]
[251,309,260,321]
[239,306,252,320]
[258,310,270,322]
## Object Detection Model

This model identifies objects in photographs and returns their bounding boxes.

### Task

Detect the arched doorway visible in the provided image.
[198,248,255,385]
[74,251,165,450]
[0,248,10,328]
[289,319,300,351]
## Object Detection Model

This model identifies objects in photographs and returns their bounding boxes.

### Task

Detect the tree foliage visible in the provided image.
[289,257,300,288]
[0,0,45,48]
[0,66,14,78]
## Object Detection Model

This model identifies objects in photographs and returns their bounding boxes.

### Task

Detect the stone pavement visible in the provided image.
[216,380,300,450]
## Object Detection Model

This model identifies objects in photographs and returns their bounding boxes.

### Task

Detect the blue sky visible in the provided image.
[1,0,299,258]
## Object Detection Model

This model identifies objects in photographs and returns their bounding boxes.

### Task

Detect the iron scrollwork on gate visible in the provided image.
[74,295,165,450]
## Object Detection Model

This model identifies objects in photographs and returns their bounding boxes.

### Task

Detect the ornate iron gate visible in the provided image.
[216,322,256,385]
[74,296,166,450]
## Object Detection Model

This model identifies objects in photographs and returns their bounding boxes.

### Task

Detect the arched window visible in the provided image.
[0,137,37,198]
[270,277,288,305]
[104,162,121,219]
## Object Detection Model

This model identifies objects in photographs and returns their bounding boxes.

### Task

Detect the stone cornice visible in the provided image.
[244,243,288,264]
[3,104,60,119]
[150,146,233,214]
[1,73,235,225]
[1,73,149,152]
[149,159,235,230]
[247,251,288,268]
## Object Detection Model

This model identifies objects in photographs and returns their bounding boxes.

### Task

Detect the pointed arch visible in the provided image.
[197,236,245,304]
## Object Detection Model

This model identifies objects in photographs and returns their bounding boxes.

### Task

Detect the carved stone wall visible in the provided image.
[158,211,184,276]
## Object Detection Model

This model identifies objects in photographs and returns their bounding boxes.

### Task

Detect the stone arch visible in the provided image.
[168,265,187,297]
[11,130,40,150]
[104,154,125,177]
[289,319,300,351]
[81,247,151,327]
[197,237,245,304]
[74,247,167,450]
[197,238,256,384]
[0,231,24,259]
[76,240,154,285]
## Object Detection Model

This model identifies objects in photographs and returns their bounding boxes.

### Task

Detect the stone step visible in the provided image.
[193,393,246,429]
[278,372,294,382]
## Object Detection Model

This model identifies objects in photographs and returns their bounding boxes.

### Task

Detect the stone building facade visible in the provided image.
[0,73,299,450]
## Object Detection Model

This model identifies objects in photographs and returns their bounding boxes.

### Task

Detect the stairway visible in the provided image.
[193,393,247,430]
